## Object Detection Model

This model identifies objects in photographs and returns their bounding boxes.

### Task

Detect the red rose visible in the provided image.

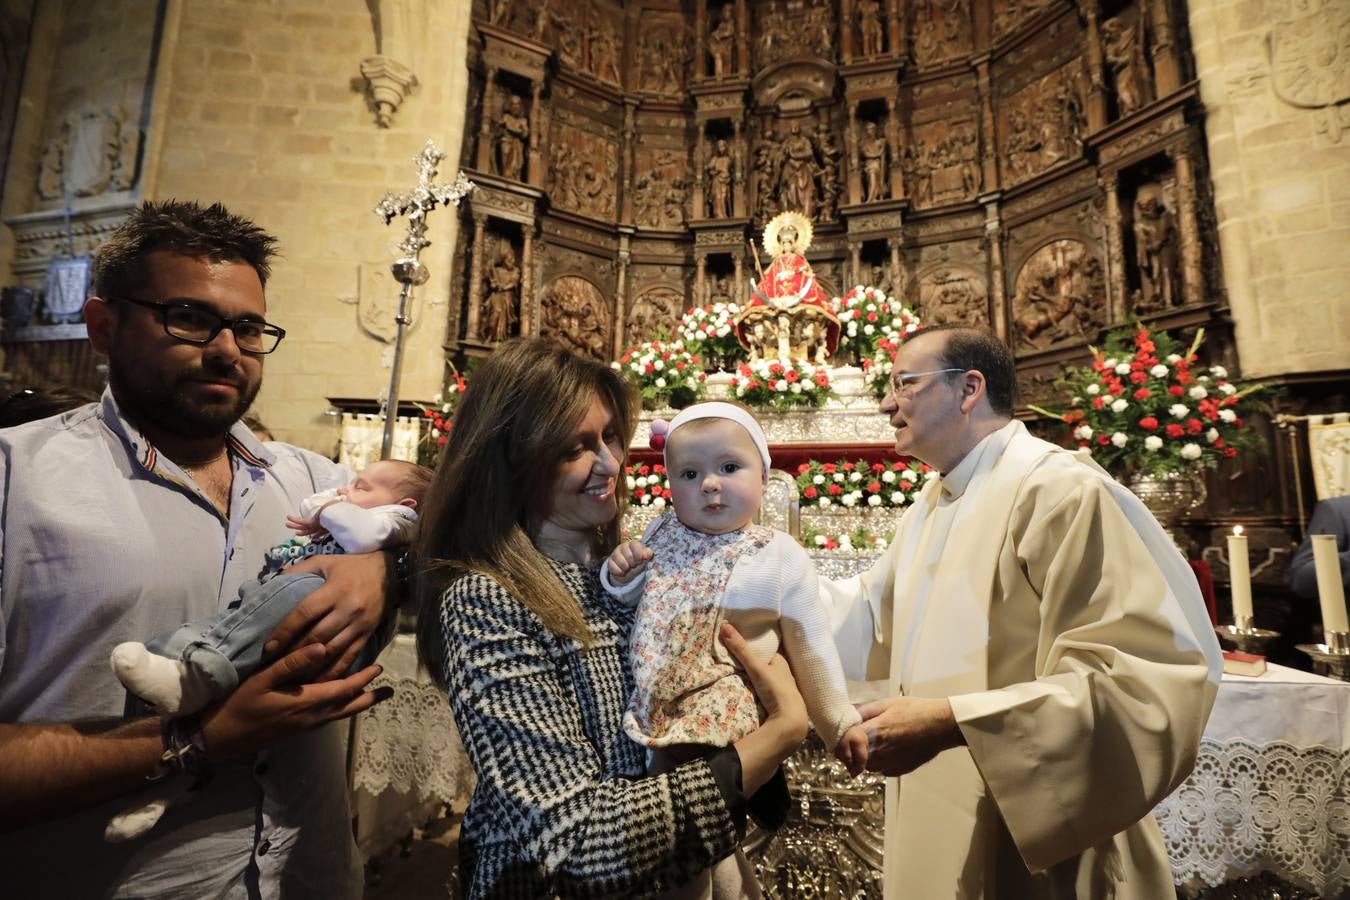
[892,461,905,471]
[676,361,686,371]
[803,486,819,499]
[919,464,933,473]
[639,465,650,476]
[1093,360,1106,372]
[1187,418,1203,435]
[1139,417,1159,431]
[1139,340,1156,353]
[769,362,784,376]
[1224,447,1238,458]
[867,481,882,493]
[738,364,753,376]
[437,435,448,445]
[827,484,843,496]
[797,463,811,474]
[815,374,830,387]
[1108,383,1125,396]
[1169,385,1185,396]
[842,461,855,471]
[653,464,666,474]
[1097,434,1111,446]
[644,363,655,374]
[634,488,646,499]
[785,368,800,382]
[1093,396,1105,409]
[1133,388,1152,400]
[866,311,878,322]
[1129,371,1148,384]
[1166,423,1185,439]
[748,379,761,389]
[822,463,836,473]
[872,462,886,473]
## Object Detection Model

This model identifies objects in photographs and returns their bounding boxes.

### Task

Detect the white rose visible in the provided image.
[834,472,846,482]
[652,496,666,509]
[1074,424,1093,440]
[1086,384,1101,395]
[1189,386,1208,399]
[774,379,788,392]
[1219,383,1237,395]
[629,362,642,373]
[813,474,825,485]
[875,537,889,549]
[654,377,667,388]
[906,322,918,333]
[882,470,896,483]
[1111,399,1129,413]
[890,491,906,505]
[1144,436,1164,451]
[841,493,857,507]
[847,322,858,336]
[1169,404,1189,418]
[1167,354,1181,364]
[863,324,875,336]
[839,535,855,550]
[610,361,621,371]
[735,385,746,397]
[1104,357,1118,369]
[1150,364,1169,378]
[626,476,636,489]
[1210,365,1228,379]
[686,377,697,389]
[1111,432,1129,448]
[639,494,651,505]
[1115,363,1131,375]
[850,471,863,482]
[635,475,648,487]
[1180,443,1202,460]
[924,470,939,481]
[814,534,828,546]
[790,383,802,393]
[652,359,664,371]
[818,497,832,508]
[1207,428,1220,443]
[1219,409,1236,423]
[868,494,883,507]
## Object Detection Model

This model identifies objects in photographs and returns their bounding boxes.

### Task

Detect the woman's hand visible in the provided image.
[722,623,807,794]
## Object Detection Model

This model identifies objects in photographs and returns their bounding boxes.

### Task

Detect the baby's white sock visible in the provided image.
[105,797,171,842]
[110,643,216,715]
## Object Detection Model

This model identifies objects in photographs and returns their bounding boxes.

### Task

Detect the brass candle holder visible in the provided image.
[1298,630,1350,682]
[1214,614,1281,657]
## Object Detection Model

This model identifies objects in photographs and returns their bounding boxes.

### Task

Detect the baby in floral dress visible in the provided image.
[603,401,866,899]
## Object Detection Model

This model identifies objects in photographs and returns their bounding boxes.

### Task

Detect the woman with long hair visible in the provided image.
[416,339,807,898]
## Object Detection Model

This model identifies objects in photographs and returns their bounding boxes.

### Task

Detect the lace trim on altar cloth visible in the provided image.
[1156,737,1350,898]
[350,671,474,805]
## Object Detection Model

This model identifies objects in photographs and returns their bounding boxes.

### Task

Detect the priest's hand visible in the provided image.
[856,696,965,777]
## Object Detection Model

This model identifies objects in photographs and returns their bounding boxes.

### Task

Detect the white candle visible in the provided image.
[1227,527,1253,624]
[1312,534,1350,635]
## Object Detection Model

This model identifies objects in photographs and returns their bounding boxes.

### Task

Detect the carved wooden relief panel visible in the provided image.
[540,274,611,360]
[916,264,989,328]
[548,119,619,221]
[1000,61,1087,186]
[632,146,691,229]
[911,0,972,68]
[633,13,689,94]
[1010,239,1106,353]
[625,284,684,344]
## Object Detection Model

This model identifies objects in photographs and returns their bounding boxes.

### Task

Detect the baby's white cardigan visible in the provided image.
[602,527,861,750]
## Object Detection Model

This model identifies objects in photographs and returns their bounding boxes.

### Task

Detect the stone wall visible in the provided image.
[0,0,474,453]
[1188,0,1350,377]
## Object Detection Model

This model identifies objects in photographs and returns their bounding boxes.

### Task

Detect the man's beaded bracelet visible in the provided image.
[147,714,209,783]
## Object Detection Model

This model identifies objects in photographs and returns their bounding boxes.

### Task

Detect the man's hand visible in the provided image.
[264,551,390,680]
[201,643,391,762]
[607,540,653,586]
[856,695,965,777]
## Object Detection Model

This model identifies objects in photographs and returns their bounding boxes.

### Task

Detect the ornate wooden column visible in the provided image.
[1100,171,1127,323]
[696,251,708,305]
[476,66,498,172]
[886,0,903,59]
[527,80,545,187]
[847,102,863,205]
[736,0,749,73]
[466,211,489,340]
[974,54,999,191]
[613,234,632,358]
[887,236,904,297]
[520,224,536,336]
[619,101,637,224]
[1082,0,1109,132]
[841,0,855,63]
[694,128,708,220]
[848,240,863,287]
[694,2,707,81]
[1150,0,1183,97]
[886,97,904,200]
[732,119,747,218]
[734,249,745,296]
[982,198,1008,341]
[1169,139,1204,307]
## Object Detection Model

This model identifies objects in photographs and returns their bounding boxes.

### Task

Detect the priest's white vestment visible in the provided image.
[822,421,1222,899]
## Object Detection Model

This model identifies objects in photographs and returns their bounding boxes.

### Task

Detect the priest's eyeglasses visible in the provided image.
[110,296,287,354]
[888,367,965,397]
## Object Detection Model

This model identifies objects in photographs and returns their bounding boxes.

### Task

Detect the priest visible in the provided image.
[821,325,1222,899]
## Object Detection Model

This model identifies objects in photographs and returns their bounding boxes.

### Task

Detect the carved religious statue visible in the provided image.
[708,3,736,78]
[857,0,884,57]
[753,125,781,221]
[1102,10,1152,117]
[493,93,529,181]
[736,211,840,362]
[779,123,818,220]
[815,124,842,220]
[860,121,888,203]
[483,242,520,343]
[1132,184,1179,311]
[706,138,734,219]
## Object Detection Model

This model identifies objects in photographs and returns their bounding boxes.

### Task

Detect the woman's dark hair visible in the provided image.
[415,339,636,684]
[0,384,100,428]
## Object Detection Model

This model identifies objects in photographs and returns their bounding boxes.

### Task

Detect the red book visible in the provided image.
[1222,650,1267,677]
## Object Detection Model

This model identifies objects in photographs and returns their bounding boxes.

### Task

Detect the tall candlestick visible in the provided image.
[1227,527,1253,625]
[1313,535,1350,634]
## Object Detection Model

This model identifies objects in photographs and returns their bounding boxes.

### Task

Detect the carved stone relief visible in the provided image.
[902,119,980,208]
[917,265,988,327]
[1268,0,1350,144]
[540,274,610,359]
[626,284,684,344]
[1001,62,1086,185]
[35,107,138,202]
[912,0,972,67]
[633,147,690,229]
[548,121,619,220]
[1010,239,1105,352]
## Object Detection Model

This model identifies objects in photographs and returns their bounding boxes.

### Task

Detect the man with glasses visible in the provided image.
[0,200,391,897]
[822,325,1221,899]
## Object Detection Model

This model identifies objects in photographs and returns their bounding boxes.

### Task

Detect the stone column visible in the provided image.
[886,0,904,59]
[695,251,708,305]
[1169,140,1204,307]
[476,66,498,172]
[466,212,489,340]
[841,0,855,63]
[613,242,631,357]
[847,103,862,205]
[1150,0,1182,97]
[887,98,905,200]
[982,200,1007,340]
[733,250,745,297]
[694,128,707,220]
[520,225,536,336]
[736,0,749,73]
[1100,171,1127,322]
[527,80,545,187]
[888,236,904,298]
[732,119,747,218]
[1082,1,1109,133]
[848,240,863,287]
[974,55,999,192]
[694,2,707,81]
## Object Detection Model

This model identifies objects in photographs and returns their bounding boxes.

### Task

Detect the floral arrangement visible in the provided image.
[1028,324,1274,478]
[677,302,745,371]
[831,285,922,374]
[728,358,834,412]
[612,340,708,410]
[416,368,469,467]
[794,457,935,509]
[799,522,891,552]
[625,462,671,509]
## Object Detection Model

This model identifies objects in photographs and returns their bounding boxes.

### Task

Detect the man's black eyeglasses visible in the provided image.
[110,296,286,354]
